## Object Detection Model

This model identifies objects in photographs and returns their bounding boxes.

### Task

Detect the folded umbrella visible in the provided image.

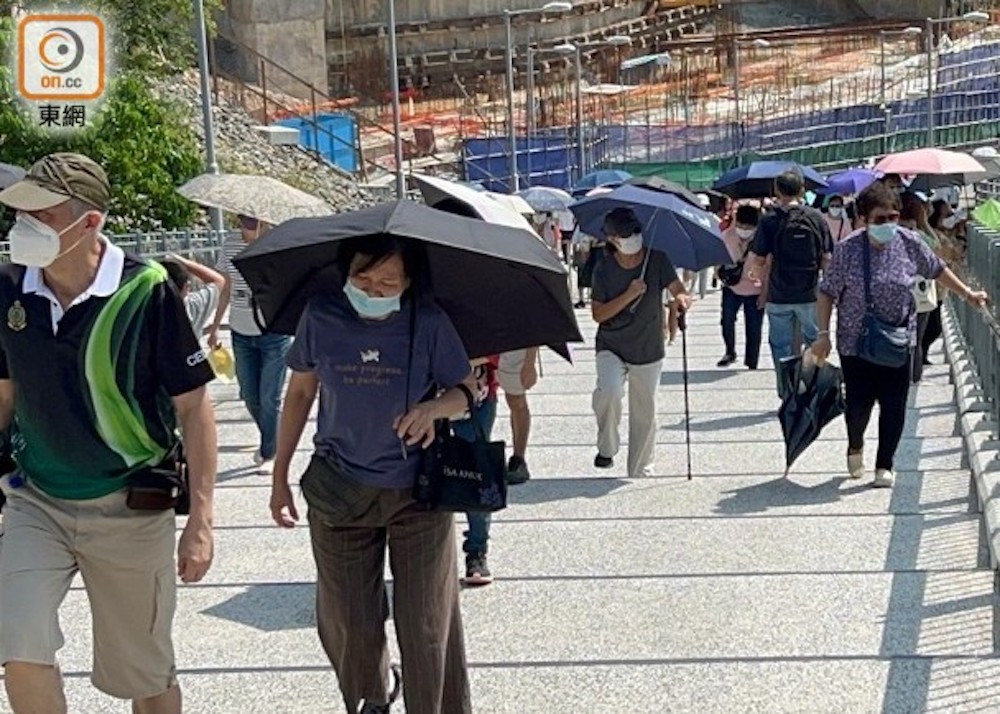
[569,184,731,271]
[232,201,582,360]
[778,354,846,475]
[624,175,703,210]
[712,161,828,199]
[177,173,334,225]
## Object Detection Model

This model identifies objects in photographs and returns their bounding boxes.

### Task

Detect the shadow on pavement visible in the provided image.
[715,477,868,515]
[662,412,775,433]
[509,477,628,505]
[659,370,745,387]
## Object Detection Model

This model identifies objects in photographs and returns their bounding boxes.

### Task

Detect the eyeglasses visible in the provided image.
[868,212,900,225]
[238,214,259,230]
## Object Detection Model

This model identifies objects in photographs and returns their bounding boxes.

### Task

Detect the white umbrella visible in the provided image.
[411,173,537,232]
[486,191,534,216]
[177,173,334,225]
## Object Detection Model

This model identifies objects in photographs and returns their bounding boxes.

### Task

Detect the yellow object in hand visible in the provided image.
[207,345,236,382]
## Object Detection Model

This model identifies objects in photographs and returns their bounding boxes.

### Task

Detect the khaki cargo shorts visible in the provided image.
[0,478,177,700]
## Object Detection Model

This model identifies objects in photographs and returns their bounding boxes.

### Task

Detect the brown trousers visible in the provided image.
[303,456,472,714]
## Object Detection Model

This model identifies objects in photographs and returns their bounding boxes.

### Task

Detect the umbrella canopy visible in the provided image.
[573,169,632,195]
[177,173,334,225]
[411,173,535,231]
[974,198,1000,231]
[821,168,881,196]
[778,355,846,475]
[518,186,574,213]
[875,148,990,189]
[232,201,582,360]
[484,191,534,216]
[569,184,731,271]
[624,175,703,210]
[712,161,828,199]
[0,163,25,191]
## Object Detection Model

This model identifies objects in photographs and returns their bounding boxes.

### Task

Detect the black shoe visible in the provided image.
[594,454,614,469]
[358,664,402,713]
[463,552,494,586]
[506,456,531,485]
[922,357,932,366]
[717,353,737,367]
[574,301,586,308]
[746,363,758,371]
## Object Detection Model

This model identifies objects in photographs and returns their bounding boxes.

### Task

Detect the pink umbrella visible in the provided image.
[874,148,988,182]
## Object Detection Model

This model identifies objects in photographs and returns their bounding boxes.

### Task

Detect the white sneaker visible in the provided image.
[253,450,274,474]
[847,451,865,480]
[872,469,895,489]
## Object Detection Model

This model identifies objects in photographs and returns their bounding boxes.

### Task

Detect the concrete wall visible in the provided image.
[328,0,623,26]
[228,0,328,96]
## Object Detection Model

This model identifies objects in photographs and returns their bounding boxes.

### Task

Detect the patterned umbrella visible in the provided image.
[519,186,574,213]
[177,173,334,225]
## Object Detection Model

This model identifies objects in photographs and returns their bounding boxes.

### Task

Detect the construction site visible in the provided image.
[212,0,1000,191]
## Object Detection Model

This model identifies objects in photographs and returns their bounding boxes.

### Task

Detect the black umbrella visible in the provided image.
[624,176,703,210]
[778,355,846,475]
[0,163,25,190]
[232,201,583,360]
[713,161,828,199]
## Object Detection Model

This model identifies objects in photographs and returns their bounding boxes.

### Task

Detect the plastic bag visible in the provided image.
[207,345,236,383]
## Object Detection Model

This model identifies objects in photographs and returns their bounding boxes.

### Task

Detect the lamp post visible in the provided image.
[192,0,223,230]
[504,2,572,194]
[556,35,631,181]
[388,0,405,198]
[879,26,923,155]
[732,36,771,164]
[618,52,671,163]
[925,10,990,147]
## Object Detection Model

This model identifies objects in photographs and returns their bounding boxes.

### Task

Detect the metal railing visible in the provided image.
[948,223,1000,425]
[0,228,235,265]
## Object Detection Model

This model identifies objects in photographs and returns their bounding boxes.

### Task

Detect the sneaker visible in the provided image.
[574,301,586,309]
[506,456,531,485]
[463,553,493,587]
[717,353,737,367]
[253,450,274,474]
[847,451,865,480]
[358,664,402,713]
[594,454,614,469]
[872,469,895,489]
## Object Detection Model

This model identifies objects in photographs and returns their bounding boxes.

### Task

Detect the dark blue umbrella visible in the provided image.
[712,161,828,199]
[569,184,731,271]
[820,167,881,196]
[572,169,632,195]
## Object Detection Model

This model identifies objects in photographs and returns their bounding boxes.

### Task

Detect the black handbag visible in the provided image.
[126,441,190,514]
[857,238,911,368]
[402,301,508,513]
[718,238,752,287]
[413,384,508,513]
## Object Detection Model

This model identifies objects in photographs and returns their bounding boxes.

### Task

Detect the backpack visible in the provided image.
[773,206,824,292]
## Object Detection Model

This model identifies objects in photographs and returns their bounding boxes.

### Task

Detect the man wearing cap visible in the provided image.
[0,153,217,713]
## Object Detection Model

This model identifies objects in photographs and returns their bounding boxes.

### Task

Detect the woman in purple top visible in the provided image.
[269,235,477,714]
[812,182,987,489]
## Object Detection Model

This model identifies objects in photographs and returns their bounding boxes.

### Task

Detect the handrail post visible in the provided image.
[260,59,268,124]
[311,87,320,159]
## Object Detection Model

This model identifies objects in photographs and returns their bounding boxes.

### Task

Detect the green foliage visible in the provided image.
[0,16,207,232]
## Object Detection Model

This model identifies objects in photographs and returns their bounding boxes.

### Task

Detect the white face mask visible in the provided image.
[615,234,643,255]
[736,227,755,240]
[828,207,844,219]
[942,215,958,230]
[8,212,91,268]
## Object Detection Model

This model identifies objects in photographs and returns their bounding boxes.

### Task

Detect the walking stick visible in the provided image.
[679,308,692,481]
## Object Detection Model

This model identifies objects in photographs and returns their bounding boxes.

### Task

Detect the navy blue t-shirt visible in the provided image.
[287,292,470,488]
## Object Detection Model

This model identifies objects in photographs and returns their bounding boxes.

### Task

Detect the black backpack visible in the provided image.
[773,206,824,292]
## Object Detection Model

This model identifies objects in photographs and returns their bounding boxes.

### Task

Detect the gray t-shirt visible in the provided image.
[184,284,219,340]
[592,249,679,365]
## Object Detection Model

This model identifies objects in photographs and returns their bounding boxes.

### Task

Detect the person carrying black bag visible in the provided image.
[812,182,987,489]
[717,204,765,369]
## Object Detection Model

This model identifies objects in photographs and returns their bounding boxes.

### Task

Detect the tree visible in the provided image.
[0,13,208,232]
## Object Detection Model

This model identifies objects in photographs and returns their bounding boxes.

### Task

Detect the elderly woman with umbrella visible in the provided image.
[812,181,988,489]
[234,201,581,714]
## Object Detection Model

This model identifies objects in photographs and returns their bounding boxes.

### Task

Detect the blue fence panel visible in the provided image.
[276,113,358,173]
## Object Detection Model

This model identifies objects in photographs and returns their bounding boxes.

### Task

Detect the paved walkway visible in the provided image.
[14,290,998,713]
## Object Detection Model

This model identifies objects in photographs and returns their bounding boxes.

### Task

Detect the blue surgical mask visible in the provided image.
[868,222,898,245]
[344,278,401,319]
